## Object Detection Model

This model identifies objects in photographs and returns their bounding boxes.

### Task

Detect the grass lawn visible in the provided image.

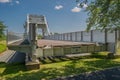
[1,55,120,80]
[0,40,7,54]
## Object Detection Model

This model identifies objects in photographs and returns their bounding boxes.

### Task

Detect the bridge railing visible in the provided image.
[44,29,120,53]
[45,29,117,44]
[7,31,25,45]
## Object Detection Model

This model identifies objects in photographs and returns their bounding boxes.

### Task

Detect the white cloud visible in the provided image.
[71,7,81,13]
[83,4,88,8]
[15,1,19,4]
[55,5,63,10]
[0,0,11,3]
[77,3,80,7]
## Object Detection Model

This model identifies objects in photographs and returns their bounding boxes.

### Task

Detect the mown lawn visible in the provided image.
[1,56,120,80]
[0,40,7,54]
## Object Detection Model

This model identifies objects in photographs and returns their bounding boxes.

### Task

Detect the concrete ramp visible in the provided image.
[0,50,25,63]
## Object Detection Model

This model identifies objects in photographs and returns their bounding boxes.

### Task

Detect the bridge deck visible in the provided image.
[7,39,29,46]
[7,39,95,47]
[37,39,95,47]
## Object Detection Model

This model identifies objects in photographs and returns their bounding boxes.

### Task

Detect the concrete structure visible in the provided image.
[45,29,120,54]
[25,14,50,38]
[7,14,120,70]
[36,39,105,58]
[7,14,50,70]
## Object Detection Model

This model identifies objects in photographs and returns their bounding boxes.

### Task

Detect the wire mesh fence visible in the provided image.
[7,31,25,45]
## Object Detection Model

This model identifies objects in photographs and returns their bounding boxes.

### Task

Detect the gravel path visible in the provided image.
[54,67,120,80]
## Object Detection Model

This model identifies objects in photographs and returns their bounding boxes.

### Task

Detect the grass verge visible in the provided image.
[1,56,120,80]
[0,40,7,54]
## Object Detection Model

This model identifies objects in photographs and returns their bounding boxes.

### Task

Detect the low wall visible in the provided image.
[36,45,106,58]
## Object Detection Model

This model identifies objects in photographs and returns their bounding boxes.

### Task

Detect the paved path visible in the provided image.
[65,53,91,57]
[0,50,16,63]
[0,50,25,63]
[7,51,25,63]
[54,67,120,80]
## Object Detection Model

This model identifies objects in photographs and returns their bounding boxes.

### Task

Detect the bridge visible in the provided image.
[6,14,120,70]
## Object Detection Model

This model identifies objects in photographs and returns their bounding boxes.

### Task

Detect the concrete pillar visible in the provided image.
[26,23,40,70]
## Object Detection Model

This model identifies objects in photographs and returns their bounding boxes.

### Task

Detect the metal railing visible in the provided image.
[7,31,25,45]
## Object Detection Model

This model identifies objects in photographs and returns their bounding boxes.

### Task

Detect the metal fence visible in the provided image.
[45,29,118,43]
[7,31,24,44]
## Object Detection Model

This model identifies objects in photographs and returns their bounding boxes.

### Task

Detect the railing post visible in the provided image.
[81,31,83,41]
[91,30,93,42]
[105,29,108,51]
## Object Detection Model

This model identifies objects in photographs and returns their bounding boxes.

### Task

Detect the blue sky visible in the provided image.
[0,0,88,33]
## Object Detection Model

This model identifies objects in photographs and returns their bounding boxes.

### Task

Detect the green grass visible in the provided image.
[91,51,109,58]
[1,56,120,80]
[0,40,7,54]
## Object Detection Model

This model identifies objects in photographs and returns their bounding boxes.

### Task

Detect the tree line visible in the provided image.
[76,0,120,31]
[0,21,6,40]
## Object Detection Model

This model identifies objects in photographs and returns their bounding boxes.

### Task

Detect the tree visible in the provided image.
[77,0,120,30]
[0,21,6,40]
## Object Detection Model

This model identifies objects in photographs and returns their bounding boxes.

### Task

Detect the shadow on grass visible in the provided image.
[1,63,26,76]
[0,62,6,68]
[39,56,91,64]
[5,68,63,80]
[2,59,120,80]
[84,59,120,69]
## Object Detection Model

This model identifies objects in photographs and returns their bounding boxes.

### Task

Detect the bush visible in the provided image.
[0,41,6,53]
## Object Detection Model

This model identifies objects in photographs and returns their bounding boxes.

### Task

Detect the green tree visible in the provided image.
[77,0,120,30]
[37,34,43,39]
[0,21,6,40]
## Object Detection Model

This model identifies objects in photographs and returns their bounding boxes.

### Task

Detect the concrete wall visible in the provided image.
[37,45,106,57]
